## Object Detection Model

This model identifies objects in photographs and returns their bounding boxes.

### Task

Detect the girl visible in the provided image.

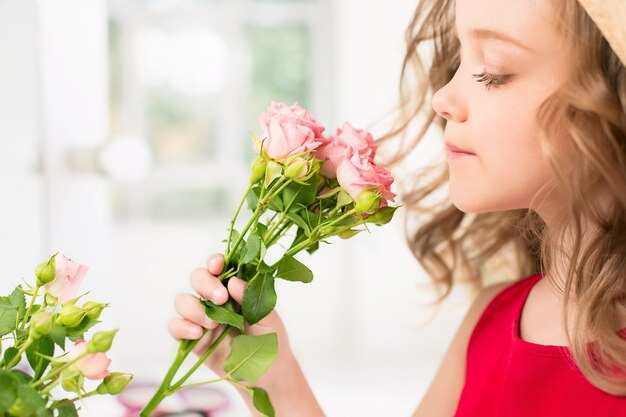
[169,0,626,415]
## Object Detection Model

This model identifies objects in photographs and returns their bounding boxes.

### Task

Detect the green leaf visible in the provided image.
[251,387,275,417]
[200,300,244,331]
[268,196,283,212]
[3,347,19,368]
[17,385,52,417]
[223,333,278,383]
[264,161,282,188]
[0,297,18,310]
[288,227,308,251]
[242,273,276,326]
[240,234,262,264]
[365,206,398,225]
[49,324,67,350]
[9,370,32,385]
[0,371,18,412]
[65,317,100,342]
[276,256,313,283]
[246,186,261,211]
[26,335,54,380]
[285,212,310,236]
[55,400,79,417]
[0,287,26,337]
[300,208,321,231]
[281,180,317,211]
[305,241,320,255]
[255,222,268,239]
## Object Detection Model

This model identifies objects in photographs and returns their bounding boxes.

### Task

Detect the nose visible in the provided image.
[431,76,468,123]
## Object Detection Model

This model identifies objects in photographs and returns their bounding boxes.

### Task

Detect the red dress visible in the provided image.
[453,272,626,417]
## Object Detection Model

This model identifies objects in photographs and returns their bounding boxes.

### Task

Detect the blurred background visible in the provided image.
[0,0,474,415]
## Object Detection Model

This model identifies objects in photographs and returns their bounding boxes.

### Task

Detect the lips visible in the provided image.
[445,142,475,155]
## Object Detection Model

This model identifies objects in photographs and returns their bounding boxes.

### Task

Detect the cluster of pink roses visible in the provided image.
[257,101,396,211]
[34,253,120,384]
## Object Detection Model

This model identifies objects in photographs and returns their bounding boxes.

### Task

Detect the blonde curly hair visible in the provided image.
[377,0,626,395]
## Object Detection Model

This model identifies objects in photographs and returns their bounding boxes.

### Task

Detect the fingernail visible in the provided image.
[203,317,215,328]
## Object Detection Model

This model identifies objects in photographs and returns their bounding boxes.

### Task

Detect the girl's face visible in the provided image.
[432,0,569,217]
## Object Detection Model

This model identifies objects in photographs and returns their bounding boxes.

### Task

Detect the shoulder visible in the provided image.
[409,280,516,417]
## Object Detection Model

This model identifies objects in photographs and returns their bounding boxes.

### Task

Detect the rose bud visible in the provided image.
[66,340,112,380]
[355,190,382,214]
[96,372,133,395]
[88,329,118,353]
[44,254,88,304]
[35,255,57,285]
[29,311,55,339]
[59,305,87,328]
[250,156,268,184]
[45,293,58,306]
[83,301,107,320]
[62,374,84,393]
[285,157,310,180]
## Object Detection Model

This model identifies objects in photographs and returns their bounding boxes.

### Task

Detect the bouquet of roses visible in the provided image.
[140,102,398,417]
[0,253,132,417]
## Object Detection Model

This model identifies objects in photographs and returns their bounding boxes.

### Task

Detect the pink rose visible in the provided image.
[257,102,325,162]
[44,254,88,304]
[336,148,396,207]
[316,123,378,178]
[67,340,112,380]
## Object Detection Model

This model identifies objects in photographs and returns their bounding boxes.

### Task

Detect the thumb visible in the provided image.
[227,277,283,331]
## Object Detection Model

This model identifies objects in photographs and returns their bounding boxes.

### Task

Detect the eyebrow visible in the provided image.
[468,28,536,53]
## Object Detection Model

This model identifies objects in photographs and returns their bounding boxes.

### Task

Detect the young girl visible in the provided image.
[169,0,626,415]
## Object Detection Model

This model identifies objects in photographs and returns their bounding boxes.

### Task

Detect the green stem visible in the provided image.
[41,377,62,395]
[172,377,224,391]
[54,389,98,405]
[227,183,254,254]
[223,177,293,268]
[284,208,359,258]
[263,211,287,243]
[266,220,292,247]
[170,325,234,391]
[19,284,40,331]
[139,342,192,417]
[30,351,89,388]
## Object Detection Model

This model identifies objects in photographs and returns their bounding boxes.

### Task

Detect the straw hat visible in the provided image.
[578,0,626,65]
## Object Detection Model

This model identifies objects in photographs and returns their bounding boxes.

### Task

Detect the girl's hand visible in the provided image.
[168,253,292,378]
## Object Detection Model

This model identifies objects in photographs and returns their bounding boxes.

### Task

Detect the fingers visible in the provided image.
[189,267,228,305]
[168,318,203,340]
[174,293,219,330]
[206,253,225,276]
[227,276,246,304]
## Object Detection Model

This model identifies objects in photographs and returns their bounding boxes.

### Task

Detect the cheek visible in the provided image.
[447,94,554,213]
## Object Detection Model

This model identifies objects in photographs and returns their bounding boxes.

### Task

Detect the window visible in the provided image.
[108,0,330,223]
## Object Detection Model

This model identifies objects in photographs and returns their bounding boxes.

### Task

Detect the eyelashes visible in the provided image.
[471,70,512,90]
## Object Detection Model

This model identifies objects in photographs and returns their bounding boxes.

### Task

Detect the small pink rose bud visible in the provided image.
[44,254,88,304]
[284,157,310,180]
[355,190,382,214]
[66,340,112,380]
[96,372,133,395]
[29,311,55,339]
[88,329,118,353]
[59,305,87,328]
